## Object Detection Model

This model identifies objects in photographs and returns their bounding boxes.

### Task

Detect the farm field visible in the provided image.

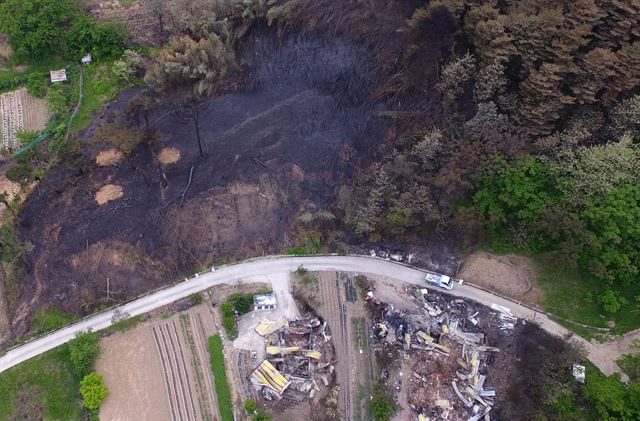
[96,304,219,421]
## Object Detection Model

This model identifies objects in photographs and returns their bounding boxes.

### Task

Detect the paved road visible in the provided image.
[0,255,623,379]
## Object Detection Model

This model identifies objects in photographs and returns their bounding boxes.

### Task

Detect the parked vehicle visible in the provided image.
[424,271,454,290]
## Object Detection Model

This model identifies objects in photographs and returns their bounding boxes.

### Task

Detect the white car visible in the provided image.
[424,271,454,290]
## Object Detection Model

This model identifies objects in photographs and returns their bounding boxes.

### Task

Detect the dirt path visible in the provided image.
[314,272,373,421]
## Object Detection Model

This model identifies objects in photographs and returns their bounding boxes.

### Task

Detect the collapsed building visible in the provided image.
[249,314,335,401]
[370,287,517,421]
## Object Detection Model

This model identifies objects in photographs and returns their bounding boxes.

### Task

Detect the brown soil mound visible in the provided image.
[95,184,123,205]
[96,149,123,166]
[459,252,542,304]
[158,147,180,164]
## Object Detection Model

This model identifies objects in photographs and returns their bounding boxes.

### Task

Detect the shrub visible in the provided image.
[371,384,396,421]
[79,372,108,410]
[598,290,628,314]
[244,398,256,412]
[66,14,127,61]
[0,0,75,59]
[112,49,143,82]
[67,331,100,376]
[190,293,204,305]
[26,72,48,97]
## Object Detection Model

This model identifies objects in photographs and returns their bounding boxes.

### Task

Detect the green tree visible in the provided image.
[473,156,555,232]
[66,14,127,61]
[0,0,76,59]
[371,385,395,421]
[579,185,640,287]
[145,33,235,97]
[79,372,108,410]
[67,331,100,375]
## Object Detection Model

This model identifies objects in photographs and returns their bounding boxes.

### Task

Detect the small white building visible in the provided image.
[81,54,92,65]
[49,69,67,83]
[253,293,277,311]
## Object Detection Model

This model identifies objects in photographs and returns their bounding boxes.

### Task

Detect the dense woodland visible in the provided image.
[0,0,639,420]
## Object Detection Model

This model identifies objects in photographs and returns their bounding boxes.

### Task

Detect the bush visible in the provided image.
[371,384,396,421]
[26,72,48,97]
[79,372,108,410]
[252,410,272,421]
[0,0,75,59]
[244,398,256,413]
[598,290,628,314]
[112,49,143,82]
[67,331,100,376]
[190,293,204,305]
[66,14,127,61]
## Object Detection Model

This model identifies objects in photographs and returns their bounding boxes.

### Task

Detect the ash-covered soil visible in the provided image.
[12,28,387,335]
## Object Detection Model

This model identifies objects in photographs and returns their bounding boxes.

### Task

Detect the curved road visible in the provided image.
[0,255,624,379]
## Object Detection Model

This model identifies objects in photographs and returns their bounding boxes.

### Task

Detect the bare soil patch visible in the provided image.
[158,147,181,164]
[96,323,172,421]
[97,304,220,421]
[95,184,123,205]
[95,148,123,166]
[459,252,542,305]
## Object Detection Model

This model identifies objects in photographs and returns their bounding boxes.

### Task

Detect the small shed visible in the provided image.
[49,69,67,83]
[81,54,92,65]
[253,293,277,311]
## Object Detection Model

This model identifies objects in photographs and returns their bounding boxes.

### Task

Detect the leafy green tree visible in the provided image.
[26,72,48,97]
[473,156,555,232]
[66,14,127,61]
[79,372,108,410]
[67,331,100,375]
[371,385,396,421]
[0,0,75,59]
[579,185,640,288]
[598,289,628,314]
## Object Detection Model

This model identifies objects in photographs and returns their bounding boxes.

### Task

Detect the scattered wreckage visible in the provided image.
[249,314,334,401]
[369,287,517,421]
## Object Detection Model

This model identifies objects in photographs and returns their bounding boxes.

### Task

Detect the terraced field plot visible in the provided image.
[97,305,219,421]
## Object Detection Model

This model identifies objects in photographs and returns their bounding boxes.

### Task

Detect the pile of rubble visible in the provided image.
[370,287,515,421]
[249,314,335,401]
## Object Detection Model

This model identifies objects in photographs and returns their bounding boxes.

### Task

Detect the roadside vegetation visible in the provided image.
[208,335,233,421]
[220,292,258,339]
[0,330,105,420]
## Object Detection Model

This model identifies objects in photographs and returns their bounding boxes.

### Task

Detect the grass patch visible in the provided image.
[29,307,76,337]
[0,345,83,421]
[536,257,640,334]
[208,335,234,421]
[617,351,640,382]
[104,314,147,334]
[71,63,124,130]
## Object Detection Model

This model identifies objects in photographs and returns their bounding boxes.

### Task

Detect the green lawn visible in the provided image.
[208,335,234,421]
[29,307,77,337]
[71,63,125,130]
[0,346,83,421]
[536,257,640,335]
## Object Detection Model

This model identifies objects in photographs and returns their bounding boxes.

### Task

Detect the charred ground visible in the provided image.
[11,27,391,336]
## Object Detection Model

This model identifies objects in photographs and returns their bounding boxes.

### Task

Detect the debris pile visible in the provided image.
[370,287,515,420]
[249,314,334,401]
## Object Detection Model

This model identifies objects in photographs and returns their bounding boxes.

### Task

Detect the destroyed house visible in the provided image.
[253,293,277,310]
[250,360,291,398]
